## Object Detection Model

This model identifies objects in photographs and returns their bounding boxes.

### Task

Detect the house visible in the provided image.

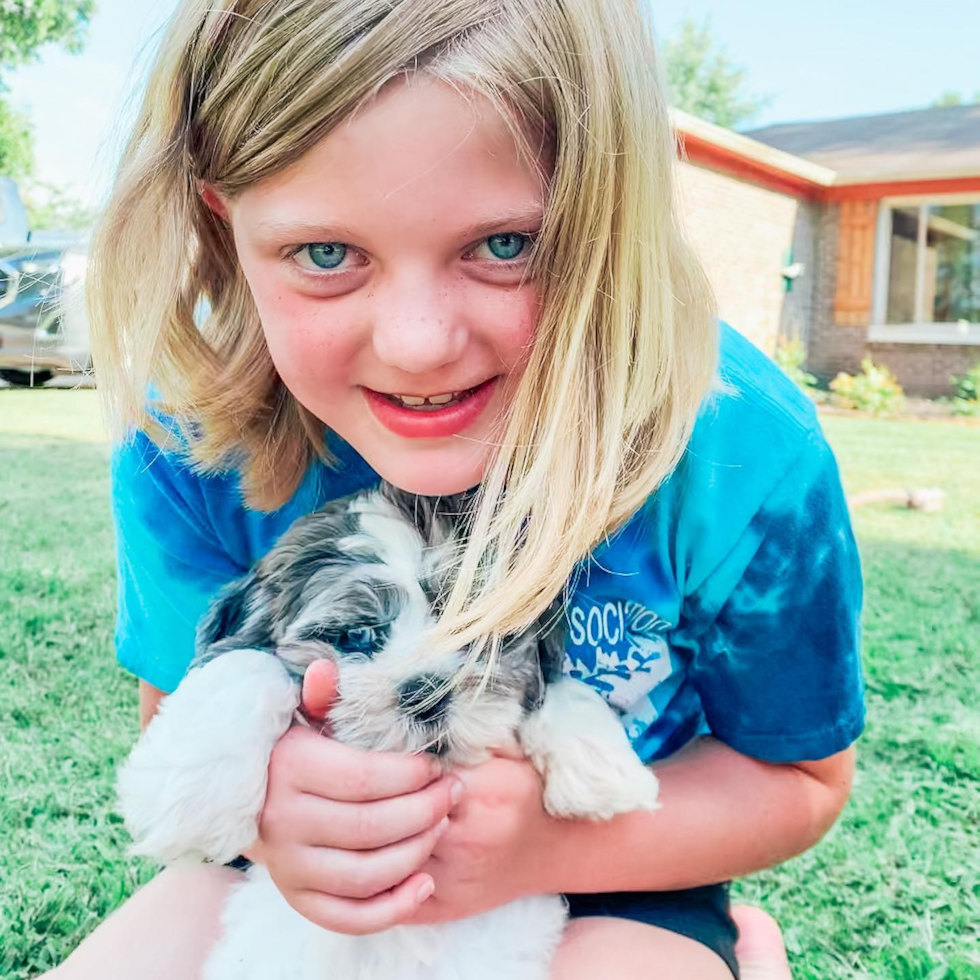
[673,104,980,396]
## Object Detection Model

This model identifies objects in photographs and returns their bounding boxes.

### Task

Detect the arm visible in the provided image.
[547,736,854,893]
[410,736,854,923]
[139,680,166,730]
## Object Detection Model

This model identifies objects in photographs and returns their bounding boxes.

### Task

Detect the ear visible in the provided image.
[198,181,230,222]
[193,570,270,666]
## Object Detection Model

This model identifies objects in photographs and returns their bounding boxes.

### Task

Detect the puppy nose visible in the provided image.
[398,675,451,725]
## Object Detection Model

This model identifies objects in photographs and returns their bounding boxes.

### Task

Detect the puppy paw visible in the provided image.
[118,649,299,864]
[519,679,660,820]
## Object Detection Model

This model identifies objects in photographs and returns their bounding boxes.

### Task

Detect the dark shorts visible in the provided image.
[224,859,738,976]
[564,883,739,977]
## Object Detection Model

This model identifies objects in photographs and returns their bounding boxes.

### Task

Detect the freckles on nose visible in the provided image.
[371,300,468,372]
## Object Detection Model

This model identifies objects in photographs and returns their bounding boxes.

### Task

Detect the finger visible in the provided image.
[293,872,435,936]
[279,728,443,801]
[297,817,449,900]
[302,658,339,720]
[294,774,461,850]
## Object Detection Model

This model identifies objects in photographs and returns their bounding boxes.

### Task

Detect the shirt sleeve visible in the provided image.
[677,430,865,763]
[111,430,248,693]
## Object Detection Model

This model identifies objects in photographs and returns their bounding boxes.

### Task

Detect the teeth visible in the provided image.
[393,392,457,406]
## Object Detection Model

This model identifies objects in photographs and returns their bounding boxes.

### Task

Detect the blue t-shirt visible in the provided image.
[111,324,865,764]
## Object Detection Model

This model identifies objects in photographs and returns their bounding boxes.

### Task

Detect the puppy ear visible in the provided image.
[537,598,568,685]
[193,571,271,665]
[523,598,568,710]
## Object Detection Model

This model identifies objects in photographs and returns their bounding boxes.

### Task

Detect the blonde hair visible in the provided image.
[89,0,717,661]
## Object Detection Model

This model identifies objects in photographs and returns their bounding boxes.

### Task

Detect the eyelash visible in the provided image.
[283,232,537,278]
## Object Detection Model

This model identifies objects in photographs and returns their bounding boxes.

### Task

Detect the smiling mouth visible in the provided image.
[372,379,494,411]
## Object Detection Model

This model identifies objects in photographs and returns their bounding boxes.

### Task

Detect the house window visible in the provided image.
[883,200,980,325]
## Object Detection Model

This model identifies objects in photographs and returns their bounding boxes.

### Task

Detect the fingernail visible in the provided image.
[435,816,450,838]
[450,779,464,805]
[417,879,435,902]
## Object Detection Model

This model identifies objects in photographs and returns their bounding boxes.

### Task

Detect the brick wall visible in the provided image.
[676,160,819,354]
[867,343,979,398]
[808,202,978,395]
[807,202,867,379]
[678,161,977,396]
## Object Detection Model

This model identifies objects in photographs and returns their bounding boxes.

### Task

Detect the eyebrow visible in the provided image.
[256,205,545,244]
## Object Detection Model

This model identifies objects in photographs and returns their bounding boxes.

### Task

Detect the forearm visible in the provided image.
[540,736,854,894]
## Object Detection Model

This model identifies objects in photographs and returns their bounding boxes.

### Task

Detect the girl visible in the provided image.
[51,1,864,977]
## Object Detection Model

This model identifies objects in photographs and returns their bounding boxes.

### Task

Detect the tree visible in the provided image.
[931,90,980,108]
[0,95,31,176]
[0,0,96,180]
[662,16,767,130]
[23,178,98,232]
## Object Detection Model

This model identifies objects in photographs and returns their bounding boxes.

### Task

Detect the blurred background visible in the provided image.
[1,2,977,978]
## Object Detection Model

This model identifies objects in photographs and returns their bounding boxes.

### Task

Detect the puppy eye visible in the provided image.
[336,626,378,654]
[297,622,389,656]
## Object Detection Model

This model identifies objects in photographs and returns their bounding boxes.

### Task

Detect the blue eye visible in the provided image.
[486,233,528,260]
[305,243,347,269]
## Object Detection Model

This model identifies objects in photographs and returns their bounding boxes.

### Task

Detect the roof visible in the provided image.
[673,109,836,194]
[743,104,980,182]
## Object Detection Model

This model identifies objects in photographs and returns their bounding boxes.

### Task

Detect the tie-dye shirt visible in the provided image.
[111,324,865,764]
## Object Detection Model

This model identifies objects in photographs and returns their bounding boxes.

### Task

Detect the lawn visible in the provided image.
[1,388,978,979]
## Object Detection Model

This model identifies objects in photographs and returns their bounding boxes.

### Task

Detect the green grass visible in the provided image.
[1,392,978,979]
[0,390,157,978]
[0,387,107,442]
[734,415,980,979]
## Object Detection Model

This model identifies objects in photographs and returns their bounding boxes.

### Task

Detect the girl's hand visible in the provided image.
[248,660,461,935]
[407,751,566,925]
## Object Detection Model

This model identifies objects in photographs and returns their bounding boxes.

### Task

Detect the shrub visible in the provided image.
[773,338,818,393]
[949,363,980,417]
[829,359,905,416]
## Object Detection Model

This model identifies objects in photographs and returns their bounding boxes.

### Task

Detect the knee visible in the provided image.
[553,918,732,979]
[731,905,787,960]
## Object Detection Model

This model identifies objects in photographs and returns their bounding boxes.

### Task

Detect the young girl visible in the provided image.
[51,1,864,977]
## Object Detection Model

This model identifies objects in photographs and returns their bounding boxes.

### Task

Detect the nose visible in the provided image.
[370,274,468,376]
[398,674,452,725]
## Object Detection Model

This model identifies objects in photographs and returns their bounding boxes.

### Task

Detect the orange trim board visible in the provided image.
[679,134,980,202]
[824,176,980,200]
[679,134,822,199]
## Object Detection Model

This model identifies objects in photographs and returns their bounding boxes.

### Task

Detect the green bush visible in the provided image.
[829,358,905,416]
[773,338,818,393]
[949,363,980,416]
[952,362,980,401]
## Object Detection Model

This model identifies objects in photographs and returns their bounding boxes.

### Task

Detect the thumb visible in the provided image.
[302,658,339,721]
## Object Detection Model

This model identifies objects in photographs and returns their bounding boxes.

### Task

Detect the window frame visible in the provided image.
[871,192,980,346]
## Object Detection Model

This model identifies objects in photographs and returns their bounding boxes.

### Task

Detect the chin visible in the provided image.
[361,446,489,497]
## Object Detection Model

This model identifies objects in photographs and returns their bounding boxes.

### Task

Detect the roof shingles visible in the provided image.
[744,104,980,179]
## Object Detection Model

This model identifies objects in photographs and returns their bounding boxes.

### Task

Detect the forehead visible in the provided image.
[231,75,546,246]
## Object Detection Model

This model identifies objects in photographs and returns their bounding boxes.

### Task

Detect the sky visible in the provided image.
[5,0,979,207]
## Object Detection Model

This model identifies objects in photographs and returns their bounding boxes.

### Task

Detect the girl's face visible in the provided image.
[217,76,546,495]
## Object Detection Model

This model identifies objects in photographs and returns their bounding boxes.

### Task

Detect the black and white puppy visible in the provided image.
[118,484,659,980]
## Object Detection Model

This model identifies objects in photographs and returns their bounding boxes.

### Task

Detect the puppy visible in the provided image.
[118,484,659,980]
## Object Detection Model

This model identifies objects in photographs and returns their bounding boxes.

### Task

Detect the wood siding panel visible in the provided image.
[835,200,877,326]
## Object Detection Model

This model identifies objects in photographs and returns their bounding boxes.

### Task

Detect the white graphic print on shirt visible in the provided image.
[563,599,673,739]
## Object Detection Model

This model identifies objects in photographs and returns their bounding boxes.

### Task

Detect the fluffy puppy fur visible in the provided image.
[118,484,660,980]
